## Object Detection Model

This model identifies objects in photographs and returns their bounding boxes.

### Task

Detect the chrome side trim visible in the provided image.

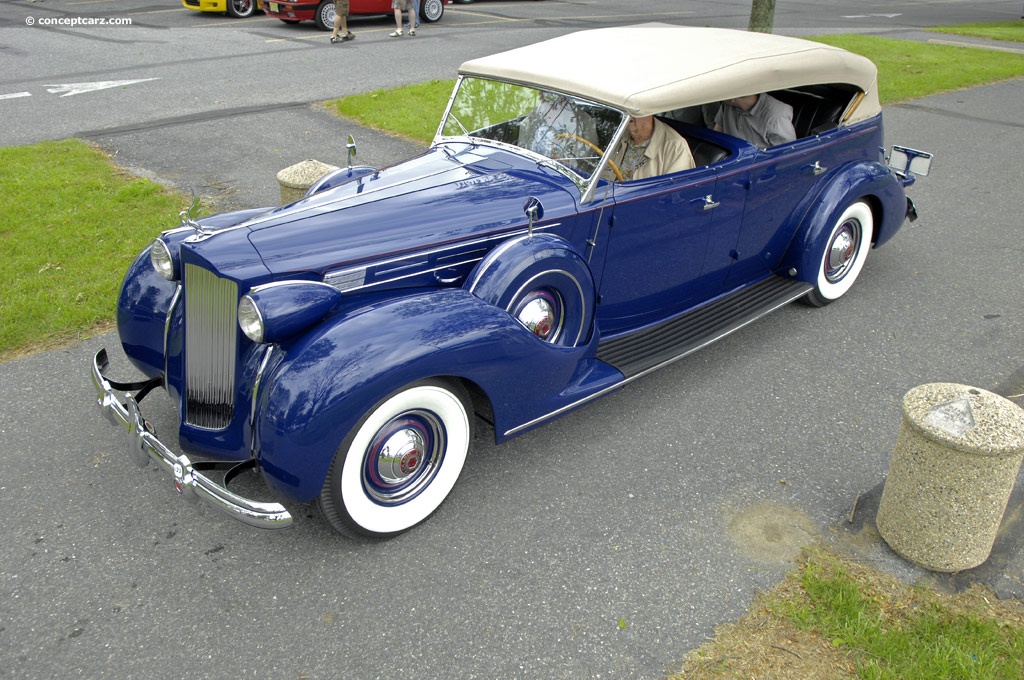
[92,349,292,529]
[163,284,182,380]
[250,345,275,431]
[325,225,558,295]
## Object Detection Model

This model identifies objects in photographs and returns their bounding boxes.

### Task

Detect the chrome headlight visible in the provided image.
[150,239,177,281]
[238,282,342,345]
[237,294,265,344]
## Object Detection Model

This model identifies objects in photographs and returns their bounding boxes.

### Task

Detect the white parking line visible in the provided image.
[45,78,160,97]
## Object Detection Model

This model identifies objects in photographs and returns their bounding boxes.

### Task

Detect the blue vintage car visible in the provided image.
[93,26,931,538]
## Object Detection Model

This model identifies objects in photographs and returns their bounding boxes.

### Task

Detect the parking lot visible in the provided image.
[1,1,1022,677]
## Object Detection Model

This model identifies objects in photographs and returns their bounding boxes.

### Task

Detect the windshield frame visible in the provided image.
[434,75,630,203]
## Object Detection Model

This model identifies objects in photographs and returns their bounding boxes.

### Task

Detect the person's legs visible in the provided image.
[330,0,342,40]
[390,6,403,36]
[331,0,353,42]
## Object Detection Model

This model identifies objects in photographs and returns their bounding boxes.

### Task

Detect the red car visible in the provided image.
[265,0,444,29]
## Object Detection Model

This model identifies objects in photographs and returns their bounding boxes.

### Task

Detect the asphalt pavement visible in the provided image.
[2,28,1023,680]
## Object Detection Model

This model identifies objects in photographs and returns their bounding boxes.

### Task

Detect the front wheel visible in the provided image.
[316,380,473,538]
[804,200,874,307]
[226,0,257,18]
[314,0,335,30]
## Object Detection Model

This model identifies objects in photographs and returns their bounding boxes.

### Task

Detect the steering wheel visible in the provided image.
[554,133,623,182]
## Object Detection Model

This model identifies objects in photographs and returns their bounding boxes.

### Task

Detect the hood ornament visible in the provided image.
[178,193,209,237]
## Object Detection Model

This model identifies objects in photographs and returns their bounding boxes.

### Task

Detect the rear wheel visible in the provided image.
[804,200,873,307]
[317,380,472,538]
[421,0,445,22]
[226,0,257,18]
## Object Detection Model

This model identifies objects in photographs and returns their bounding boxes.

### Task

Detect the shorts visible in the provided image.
[335,0,349,15]
[391,0,410,10]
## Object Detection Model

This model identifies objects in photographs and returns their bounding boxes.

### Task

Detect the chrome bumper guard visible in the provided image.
[92,349,293,529]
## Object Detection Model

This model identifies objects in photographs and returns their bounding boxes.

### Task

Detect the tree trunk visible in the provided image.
[748,0,776,33]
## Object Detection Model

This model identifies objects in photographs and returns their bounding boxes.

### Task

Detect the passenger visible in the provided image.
[612,115,695,181]
[714,93,796,148]
[663,103,719,129]
[517,92,598,158]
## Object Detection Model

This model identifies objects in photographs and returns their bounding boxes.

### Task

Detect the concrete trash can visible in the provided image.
[277,159,338,205]
[877,383,1024,572]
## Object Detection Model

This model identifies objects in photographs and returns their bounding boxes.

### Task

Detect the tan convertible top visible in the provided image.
[458,25,880,123]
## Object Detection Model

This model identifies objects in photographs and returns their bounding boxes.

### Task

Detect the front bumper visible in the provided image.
[92,349,293,529]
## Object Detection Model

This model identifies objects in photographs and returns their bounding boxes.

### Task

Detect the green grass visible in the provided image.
[768,553,1024,679]
[0,140,187,360]
[927,21,1024,43]
[810,34,1024,103]
[327,79,454,144]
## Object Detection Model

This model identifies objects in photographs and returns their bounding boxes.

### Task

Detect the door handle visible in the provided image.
[696,194,720,211]
[806,161,827,176]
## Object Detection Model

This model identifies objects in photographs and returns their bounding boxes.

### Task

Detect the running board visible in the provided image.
[597,277,812,379]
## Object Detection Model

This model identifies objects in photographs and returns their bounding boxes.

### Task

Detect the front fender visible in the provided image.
[117,245,179,378]
[780,161,907,284]
[254,288,599,502]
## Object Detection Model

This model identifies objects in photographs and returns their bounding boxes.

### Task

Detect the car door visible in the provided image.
[593,165,740,334]
[724,137,827,287]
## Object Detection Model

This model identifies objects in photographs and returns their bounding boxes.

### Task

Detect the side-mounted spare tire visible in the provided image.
[465,233,596,347]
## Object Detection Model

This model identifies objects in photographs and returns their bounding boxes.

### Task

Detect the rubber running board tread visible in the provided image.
[597,276,812,378]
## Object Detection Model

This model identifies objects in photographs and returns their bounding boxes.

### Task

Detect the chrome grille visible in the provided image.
[184,263,238,429]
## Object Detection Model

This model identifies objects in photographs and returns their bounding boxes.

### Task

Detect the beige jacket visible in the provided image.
[616,118,695,181]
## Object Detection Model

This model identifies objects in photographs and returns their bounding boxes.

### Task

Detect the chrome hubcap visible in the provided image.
[824,220,860,283]
[514,290,562,342]
[376,428,425,484]
[364,413,444,505]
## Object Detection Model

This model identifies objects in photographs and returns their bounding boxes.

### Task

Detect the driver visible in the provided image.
[517,92,598,157]
[612,115,695,181]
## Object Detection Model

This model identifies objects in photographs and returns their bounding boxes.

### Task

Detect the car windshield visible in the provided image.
[439,77,626,182]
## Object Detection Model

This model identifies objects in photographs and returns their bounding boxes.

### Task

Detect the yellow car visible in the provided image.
[182,0,263,18]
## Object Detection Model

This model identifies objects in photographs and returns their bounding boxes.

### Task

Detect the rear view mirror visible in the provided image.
[888,146,933,177]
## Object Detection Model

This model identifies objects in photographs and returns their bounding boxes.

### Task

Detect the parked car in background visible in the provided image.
[93,26,931,539]
[264,0,444,29]
[181,0,263,19]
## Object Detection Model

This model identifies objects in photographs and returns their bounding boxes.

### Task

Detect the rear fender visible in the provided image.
[780,161,907,284]
[254,288,597,502]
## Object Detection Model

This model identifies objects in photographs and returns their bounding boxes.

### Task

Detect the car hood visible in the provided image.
[238,143,581,279]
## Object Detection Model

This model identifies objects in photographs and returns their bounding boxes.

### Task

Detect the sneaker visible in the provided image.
[409,28,415,36]
[389,29,402,37]
[342,32,355,41]
[330,35,341,44]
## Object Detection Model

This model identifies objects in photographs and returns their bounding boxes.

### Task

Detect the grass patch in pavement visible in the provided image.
[0,139,187,362]
[327,33,1024,145]
[927,21,1024,43]
[672,548,1024,679]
